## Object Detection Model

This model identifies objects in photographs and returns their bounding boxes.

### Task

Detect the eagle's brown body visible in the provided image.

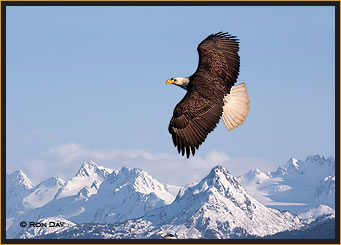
[168,32,244,158]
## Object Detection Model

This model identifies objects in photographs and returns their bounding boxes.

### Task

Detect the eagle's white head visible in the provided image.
[166,77,190,90]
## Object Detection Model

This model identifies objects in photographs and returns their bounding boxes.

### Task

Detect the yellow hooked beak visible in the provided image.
[166,79,175,85]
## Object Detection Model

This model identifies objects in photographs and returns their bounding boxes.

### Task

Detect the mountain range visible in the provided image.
[236,155,335,213]
[6,155,335,239]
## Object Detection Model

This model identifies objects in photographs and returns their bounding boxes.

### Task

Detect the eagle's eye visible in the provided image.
[174,79,177,82]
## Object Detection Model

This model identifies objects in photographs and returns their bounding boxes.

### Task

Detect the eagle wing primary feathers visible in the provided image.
[168,32,243,158]
[195,32,240,90]
[168,91,223,158]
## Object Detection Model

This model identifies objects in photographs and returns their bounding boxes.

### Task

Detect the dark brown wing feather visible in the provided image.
[168,91,223,158]
[168,32,240,158]
[194,32,240,90]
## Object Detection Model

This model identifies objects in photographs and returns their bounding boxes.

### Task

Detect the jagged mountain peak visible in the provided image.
[275,158,302,175]
[238,154,335,213]
[275,155,334,176]
[98,166,303,239]
[21,177,67,211]
[75,161,95,177]
[118,166,146,179]
[38,177,66,188]
[286,158,300,168]
[305,154,326,162]
[7,170,35,190]
[196,165,243,194]
[172,165,240,200]
[305,155,335,169]
[6,156,334,239]
[203,165,233,183]
[244,168,271,179]
[6,170,36,220]
[68,166,175,224]
[298,205,335,224]
[207,165,230,177]
[107,167,139,184]
[54,161,113,199]
[171,165,257,217]
[109,167,153,186]
[104,166,174,203]
[75,161,112,178]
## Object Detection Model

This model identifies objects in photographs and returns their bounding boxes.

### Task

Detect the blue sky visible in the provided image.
[6,6,335,185]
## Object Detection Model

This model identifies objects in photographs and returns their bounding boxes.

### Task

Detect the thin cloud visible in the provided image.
[12,143,275,186]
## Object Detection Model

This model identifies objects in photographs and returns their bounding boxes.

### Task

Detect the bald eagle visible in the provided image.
[166,32,250,158]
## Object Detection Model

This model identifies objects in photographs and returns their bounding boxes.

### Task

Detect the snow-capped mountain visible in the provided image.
[237,155,335,213]
[6,170,36,230]
[154,166,303,238]
[46,166,303,239]
[22,177,66,211]
[6,155,335,239]
[71,166,175,224]
[263,218,335,239]
[6,161,111,225]
[6,171,35,219]
[264,205,336,239]
[6,171,68,231]
[144,165,303,239]
[314,176,335,204]
[298,205,335,225]
[6,170,35,190]
[54,161,112,199]
[7,164,176,239]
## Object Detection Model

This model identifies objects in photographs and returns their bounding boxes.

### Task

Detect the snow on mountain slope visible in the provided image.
[148,165,303,238]
[7,161,110,230]
[71,167,175,224]
[7,164,176,238]
[6,193,87,239]
[7,161,111,238]
[235,168,277,206]
[237,155,335,213]
[314,176,335,206]
[164,184,181,197]
[6,172,67,231]
[6,171,35,220]
[7,155,334,239]
[54,161,112,199]
[7,170,35,190]
[54,166,302,239]
[298,205,335,225]
[22,177,66,210]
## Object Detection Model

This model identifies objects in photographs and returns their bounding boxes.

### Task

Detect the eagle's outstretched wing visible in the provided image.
[168,91,223,158]
[168,32,242,158]
[194,32,240,91]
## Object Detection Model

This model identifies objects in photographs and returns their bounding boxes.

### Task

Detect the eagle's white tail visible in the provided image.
[222,83,250,131]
